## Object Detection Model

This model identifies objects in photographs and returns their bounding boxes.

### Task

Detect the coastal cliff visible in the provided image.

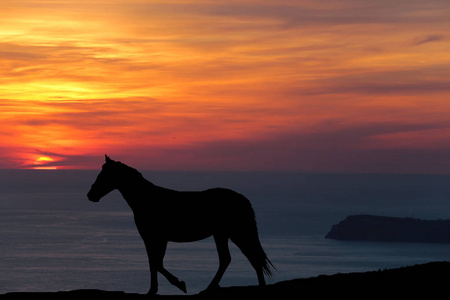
[326,215,450,243]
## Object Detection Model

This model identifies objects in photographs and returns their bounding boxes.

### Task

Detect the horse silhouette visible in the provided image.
[87,155,274,295]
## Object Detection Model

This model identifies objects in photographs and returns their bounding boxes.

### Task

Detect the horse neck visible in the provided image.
[117,173,156,211]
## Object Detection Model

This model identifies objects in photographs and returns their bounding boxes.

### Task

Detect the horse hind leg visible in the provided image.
[231,235,271,286]
[206,234,231,291]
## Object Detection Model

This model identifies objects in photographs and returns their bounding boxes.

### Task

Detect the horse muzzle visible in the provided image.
[87,191,100,202]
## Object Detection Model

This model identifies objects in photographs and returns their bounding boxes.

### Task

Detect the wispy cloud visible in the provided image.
[413,34,445,46]
[1,0,450,172]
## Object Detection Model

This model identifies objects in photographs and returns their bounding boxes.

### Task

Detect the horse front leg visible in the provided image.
[159,267,187,293]
[144,240,160,295]
[144,239,187,294]
[155,240,187,293]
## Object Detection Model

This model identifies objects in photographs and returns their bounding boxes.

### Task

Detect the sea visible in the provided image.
[1,170,450,295]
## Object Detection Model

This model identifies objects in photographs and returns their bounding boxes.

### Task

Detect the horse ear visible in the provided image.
[105,154,113,163]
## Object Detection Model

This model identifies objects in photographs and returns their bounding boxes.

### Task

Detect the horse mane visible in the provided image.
[115,161,144,180]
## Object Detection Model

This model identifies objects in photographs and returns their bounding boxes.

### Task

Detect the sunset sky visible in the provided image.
[1,0,450,172]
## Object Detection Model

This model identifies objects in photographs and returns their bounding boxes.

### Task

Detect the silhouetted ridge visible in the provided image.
[3,262,449,298]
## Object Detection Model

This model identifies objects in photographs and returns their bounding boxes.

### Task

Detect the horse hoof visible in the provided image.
[178,281,187,293]
[146,288,158,296]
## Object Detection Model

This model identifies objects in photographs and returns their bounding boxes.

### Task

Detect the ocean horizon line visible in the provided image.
[1,168,450,176]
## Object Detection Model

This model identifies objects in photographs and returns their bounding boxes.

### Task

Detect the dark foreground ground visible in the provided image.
[1,261,448,299]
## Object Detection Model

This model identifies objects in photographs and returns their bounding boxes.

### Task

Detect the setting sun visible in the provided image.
[36,157,53,162]
[33,157,56,170]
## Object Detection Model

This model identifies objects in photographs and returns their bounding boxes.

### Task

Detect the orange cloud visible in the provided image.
[1,1,450,172]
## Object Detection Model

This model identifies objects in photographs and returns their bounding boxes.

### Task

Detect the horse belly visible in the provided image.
[165,220,213,242]
[162,195,221,242]
[134,215,213,243]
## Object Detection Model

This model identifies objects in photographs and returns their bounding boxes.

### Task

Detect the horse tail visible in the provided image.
[253,236,276,278]
[230,195,276,279]
[251,222,276,278]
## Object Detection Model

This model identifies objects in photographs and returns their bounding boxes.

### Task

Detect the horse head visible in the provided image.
[87,155,121,202]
